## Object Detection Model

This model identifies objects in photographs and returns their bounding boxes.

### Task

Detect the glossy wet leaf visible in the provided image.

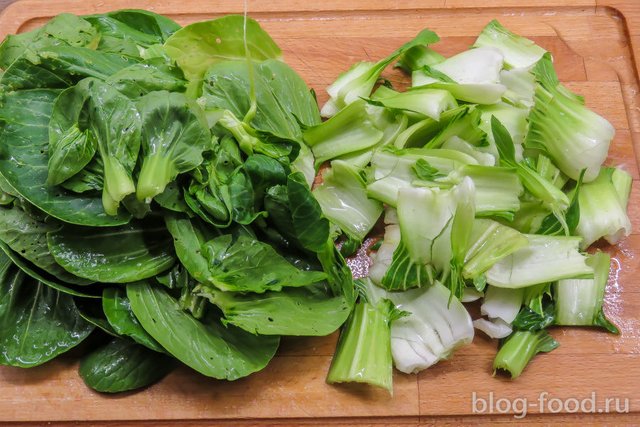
[60,156,103,194]
[227,168,262,224]
[164,15,281,82]
[263,173,330,254]
[0,89,130,226]
[0,14,98,69]
[0,204,92,285]
[202,234,327,293]
[244,154,288,198]
[202,59,320,141]
[106,61,186,98]
[136,91,211,201]
[197,284,351,336]
[102,287,164,352]
[76,298,119,337]
[155,263,190,289]
[0,46,136,91]
[47,219,175,283]
[79,337,174,393]
[48,78,141,216]
[0,242,97,298]
[287,172,330,252]
[154,181,189,213]
[46,124,95,186]
[0,252,94,367]
[86,10,180,57]
[183,136,251,227]
[165,214,220,284]
[127,282,279,380]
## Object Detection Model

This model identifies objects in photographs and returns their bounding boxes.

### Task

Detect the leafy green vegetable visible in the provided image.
[481,286,524,325]
[196,283,351,336]
[285,172,331,252]
[203,59,320,141]
[369,279,474,374]
[215,109,296,163]
[85,9,180,57]
[0,89,130,226]
[313,160,382,242]
[369,222,401,286]
[202,234,326,293]
[366,147,475,206]
[382,178,474,291]
[304,100,383,164]
[574,167,631,248]
[396,45,445,73]
[411,47,506,105]
[0,241,97,298]
[317,239,357,305]
[512,303,554,332]
[369,87,457,120]
[136,91,211,201]
[0,204,92,285]
[321,29,439,116]
[0,252,94,367]
[1,45,137,91]
[459,165,522,220]
[47,220,175,283]
[492,116,570,231]
[61,78,142,215]
[165,214,220,284]
[0,14,98,69]
[102,287,165,352]
[60,156,104,194]
[76,302,119,337]
[182,136,241,226]
[106,61,187,98]
[0,11,631,395]
[127,281,279,380]
[79,338,174,393]
[164,15,281,83]
[463,219,528,279]
[46,80,97,186]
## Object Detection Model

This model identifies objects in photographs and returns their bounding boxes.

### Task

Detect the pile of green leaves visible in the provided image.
[0,10,357,393]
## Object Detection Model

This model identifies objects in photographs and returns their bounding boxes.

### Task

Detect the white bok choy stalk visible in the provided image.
[364,278,474,374]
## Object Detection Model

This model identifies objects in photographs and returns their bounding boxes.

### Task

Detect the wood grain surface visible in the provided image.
[0,1,13,12]
[0,0,639,425]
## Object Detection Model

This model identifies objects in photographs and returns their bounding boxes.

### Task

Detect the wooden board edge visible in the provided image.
[0,1,637,424]
[1,412,639,426]
[597,1,640,34]
[0,0,625,40]
[0,0,449,39]
[444,0,596,8]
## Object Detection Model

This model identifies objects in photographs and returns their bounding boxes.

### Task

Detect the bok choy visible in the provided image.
[0,11,631,397]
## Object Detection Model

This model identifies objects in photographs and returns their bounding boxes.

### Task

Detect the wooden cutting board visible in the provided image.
[0,0,639,425]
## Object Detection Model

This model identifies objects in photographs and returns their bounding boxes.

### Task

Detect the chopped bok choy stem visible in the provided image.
[379,281,474,374]
[494,330,558,378]
[486,235,593,288]
[554,251,618,333]
[574,167,632,248]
